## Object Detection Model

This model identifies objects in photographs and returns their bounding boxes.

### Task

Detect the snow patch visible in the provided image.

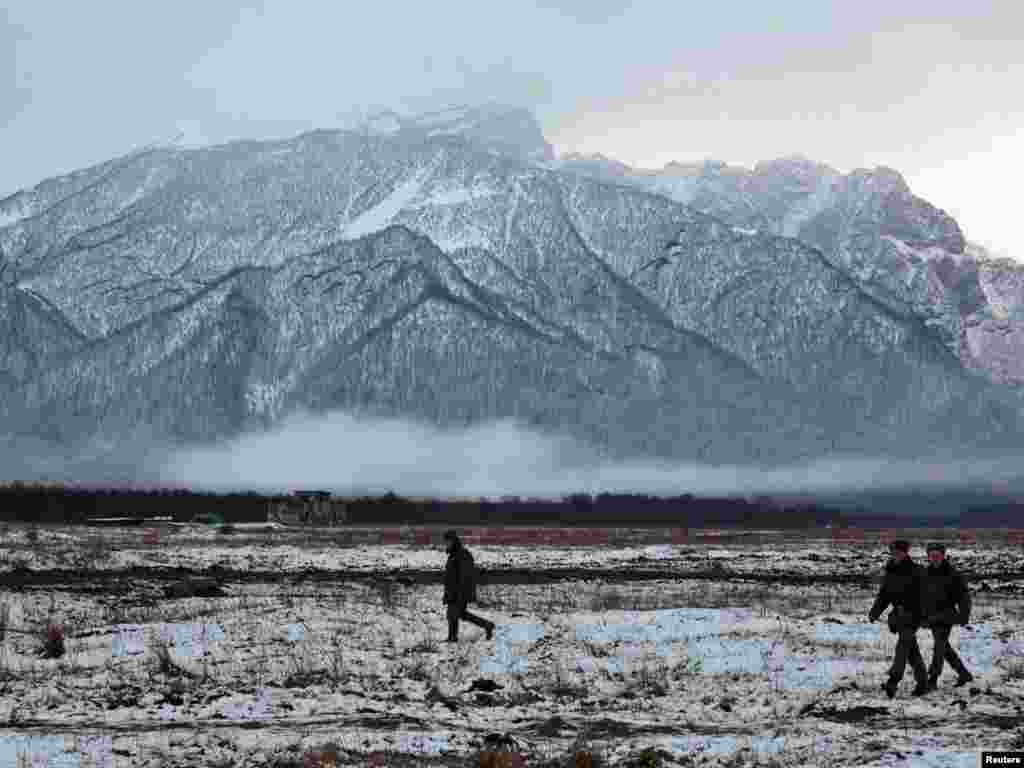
[111,623,147,657]
[414,106,473,127]
[0,199,30,228]
[398,734,450,756]
[158,621,227,657]
[633,347,667,394]
[0,734,112,767]
[410,182,500,208]
[246,380,287,418]
[780,174,839,237]
[427,119,476,137]
[343,170,428,239]
[123,167,162,207]
[431,227,491,253]
[367,113,402,135]
[884,237,974,277]
[648,173,700,205]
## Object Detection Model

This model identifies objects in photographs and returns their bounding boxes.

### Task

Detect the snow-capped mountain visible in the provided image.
[0,107,1021,480]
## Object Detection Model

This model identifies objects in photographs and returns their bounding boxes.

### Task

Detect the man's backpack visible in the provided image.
[460,549,479,604]
[887,605,915,634]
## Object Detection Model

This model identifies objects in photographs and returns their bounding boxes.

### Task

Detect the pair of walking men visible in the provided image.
[441,529,976,700]
[868,540,973,698]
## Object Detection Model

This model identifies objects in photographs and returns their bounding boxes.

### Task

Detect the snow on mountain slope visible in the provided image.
[778,172,840,238]
[351,104,555,163]
[344,169,429,239]
[1,110,1022,477]
[647,167,702,207]
[0,196,31,229]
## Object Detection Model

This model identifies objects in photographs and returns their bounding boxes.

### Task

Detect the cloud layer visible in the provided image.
[4,408,1024,501]
[152,410,1024,500]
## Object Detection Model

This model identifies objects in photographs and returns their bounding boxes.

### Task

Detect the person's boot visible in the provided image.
[954,672,974,687]
[911,681,929,697]
[926,676,938,692]
[881,680,897,699]
[485,622,494,641]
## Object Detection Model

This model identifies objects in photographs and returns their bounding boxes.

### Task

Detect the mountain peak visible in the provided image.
[754,155,838,180]
[849,164,910,190]
[357,104,554,162]
[559,151,635,176]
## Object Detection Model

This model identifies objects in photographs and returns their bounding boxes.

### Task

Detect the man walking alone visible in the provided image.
[443,529,495,643]
[868,540,929,698]
[921,542,973,691]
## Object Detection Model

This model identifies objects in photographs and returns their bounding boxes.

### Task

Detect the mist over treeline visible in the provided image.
[1,481,1022,528]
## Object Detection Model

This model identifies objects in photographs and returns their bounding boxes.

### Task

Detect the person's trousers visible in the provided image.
[928,625,970,680]
[888,627,927,685]
[446,601,493,640]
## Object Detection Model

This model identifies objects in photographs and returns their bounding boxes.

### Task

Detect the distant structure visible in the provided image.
[268,490,347,526]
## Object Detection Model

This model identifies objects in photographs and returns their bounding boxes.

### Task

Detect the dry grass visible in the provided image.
[0,524,1021,766]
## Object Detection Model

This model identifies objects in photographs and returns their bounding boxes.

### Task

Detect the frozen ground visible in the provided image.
[0,523,1022,767]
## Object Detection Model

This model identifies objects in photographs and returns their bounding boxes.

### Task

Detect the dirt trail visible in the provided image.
[4,563,1024,592]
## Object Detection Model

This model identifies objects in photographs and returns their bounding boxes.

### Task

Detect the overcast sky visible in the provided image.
[3,1,1021,258]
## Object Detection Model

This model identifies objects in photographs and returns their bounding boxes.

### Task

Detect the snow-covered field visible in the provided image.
[0,523,1022,767]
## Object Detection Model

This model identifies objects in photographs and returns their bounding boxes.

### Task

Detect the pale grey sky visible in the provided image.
[3,0,1021,258]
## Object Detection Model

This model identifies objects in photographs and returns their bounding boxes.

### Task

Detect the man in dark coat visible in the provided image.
[443,530,495,642]
[868,540,929,698]
[920,542,973,690]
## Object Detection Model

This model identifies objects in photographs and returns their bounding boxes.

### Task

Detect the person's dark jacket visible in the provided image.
[444,541,478,605]
[920,560,971,627]
[868,556,923,632]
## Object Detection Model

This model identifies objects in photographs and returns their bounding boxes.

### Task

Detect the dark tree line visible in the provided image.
[1,481,1018,528]
[0,482,837,528]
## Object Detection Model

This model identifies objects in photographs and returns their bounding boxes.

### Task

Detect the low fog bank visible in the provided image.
[0,430,176,490]
[5,409,1019,503]
[158,411,1024,499]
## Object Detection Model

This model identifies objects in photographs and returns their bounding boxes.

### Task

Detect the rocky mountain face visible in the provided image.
[560,153,1023,392]
[968,246,1024,388]
[0,108,1021,482]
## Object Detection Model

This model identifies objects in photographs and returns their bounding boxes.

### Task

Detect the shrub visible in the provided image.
[39,622,65,659]
[634,747,662,768]
[479,750,526,768]
[302,747,339,767]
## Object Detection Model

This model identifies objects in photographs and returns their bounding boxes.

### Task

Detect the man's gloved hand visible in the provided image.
[868,612,879,623]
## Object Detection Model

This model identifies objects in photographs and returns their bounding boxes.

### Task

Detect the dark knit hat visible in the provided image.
[443,529,460,543]
[926,542,946,554]
[889,540,911,553]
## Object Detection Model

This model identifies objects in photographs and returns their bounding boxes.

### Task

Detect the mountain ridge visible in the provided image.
[0,108,1021,484]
